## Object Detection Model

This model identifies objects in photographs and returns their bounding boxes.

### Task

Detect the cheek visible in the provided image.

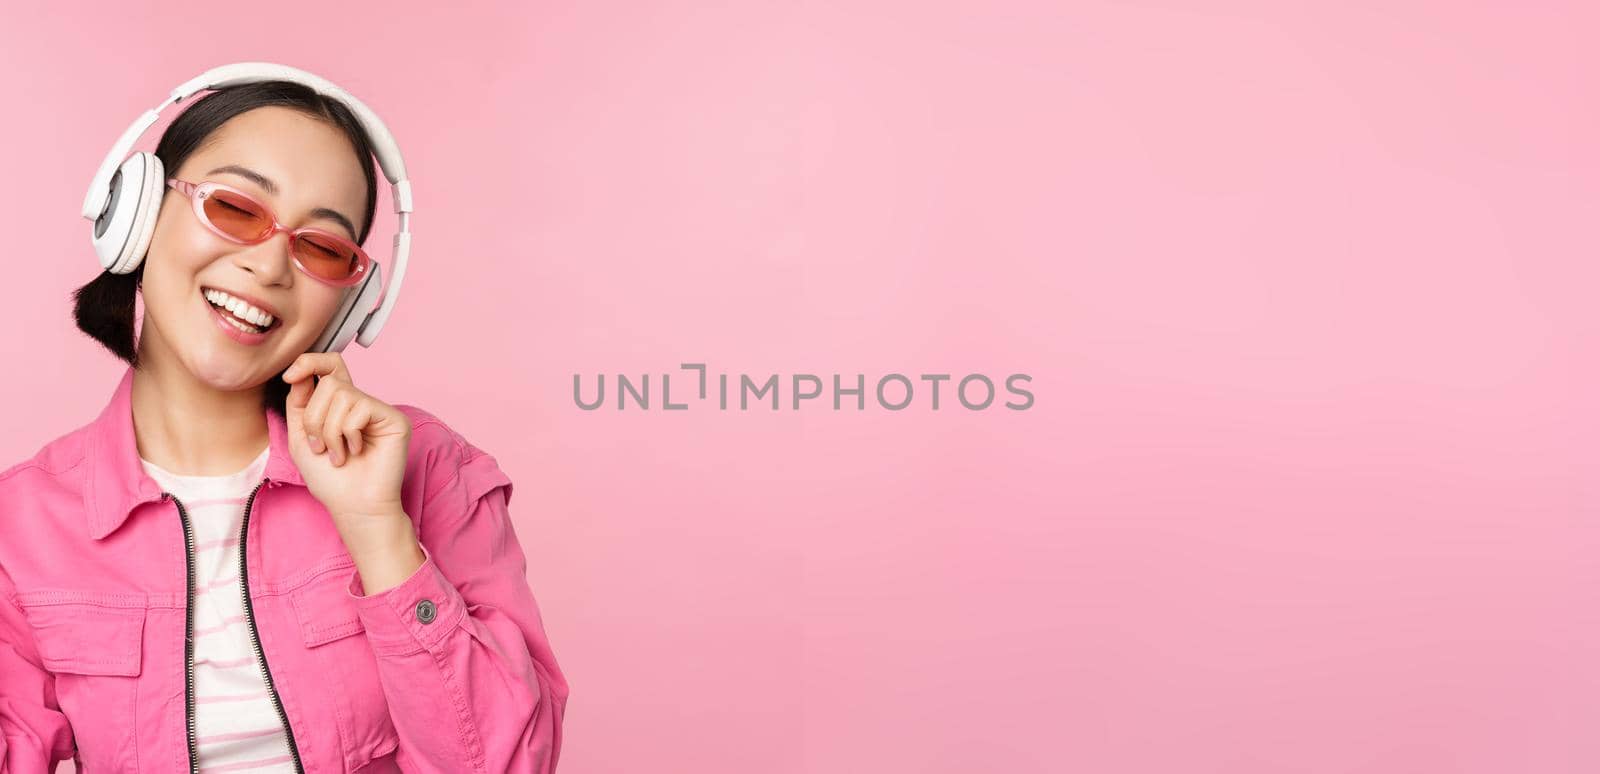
[146,213,219,278]
[321,289,349,316]
[289,289,350,335]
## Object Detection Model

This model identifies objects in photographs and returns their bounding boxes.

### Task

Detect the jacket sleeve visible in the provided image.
[0,565,76,771]
[343,420,570,773]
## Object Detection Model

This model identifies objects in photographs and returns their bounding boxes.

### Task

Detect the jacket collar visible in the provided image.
[84,366,306,540]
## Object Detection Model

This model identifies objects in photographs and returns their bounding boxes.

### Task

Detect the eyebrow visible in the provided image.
[206,164,361,240]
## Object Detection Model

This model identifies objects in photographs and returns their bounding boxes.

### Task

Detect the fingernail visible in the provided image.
[309,436,324,453]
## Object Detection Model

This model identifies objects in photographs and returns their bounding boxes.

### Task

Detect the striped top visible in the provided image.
[140,445,297,773]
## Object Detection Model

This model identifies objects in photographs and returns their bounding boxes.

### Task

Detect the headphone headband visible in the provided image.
[81,62,412,350]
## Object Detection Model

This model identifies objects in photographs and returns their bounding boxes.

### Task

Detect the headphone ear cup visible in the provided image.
[309,260,384,353]
[123,154,165,273]
[91,153,165,275]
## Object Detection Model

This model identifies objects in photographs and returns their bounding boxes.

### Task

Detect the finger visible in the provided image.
[283,377,315,457]
[302,379,347,454]
[322,392,354,466]
[282,354,318,384]
[286,375,314,415]
[283,352,349,384]
[282,352,352,386]
[343,400,373,458]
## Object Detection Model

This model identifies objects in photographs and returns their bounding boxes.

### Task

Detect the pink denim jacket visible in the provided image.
[0,367,569,772]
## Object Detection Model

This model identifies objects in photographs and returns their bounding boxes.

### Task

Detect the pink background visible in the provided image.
[3,2,1598,772]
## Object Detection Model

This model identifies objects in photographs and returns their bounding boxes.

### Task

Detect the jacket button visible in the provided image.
[415,599,437,624]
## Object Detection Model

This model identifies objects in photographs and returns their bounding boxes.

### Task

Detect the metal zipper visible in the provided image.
[238,477,306,774]
[168,478,305,774]
[166,492,199,774]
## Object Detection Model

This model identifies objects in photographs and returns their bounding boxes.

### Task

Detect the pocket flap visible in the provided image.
[290,566,365,648]
[17,599,145,677]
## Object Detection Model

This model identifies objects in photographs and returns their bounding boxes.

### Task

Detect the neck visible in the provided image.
[130,342,270,477]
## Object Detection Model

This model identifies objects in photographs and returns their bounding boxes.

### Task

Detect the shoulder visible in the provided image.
[393,403,516,511]
[0,421,95,542]
[0,420,93,499]
[393,403,493,472]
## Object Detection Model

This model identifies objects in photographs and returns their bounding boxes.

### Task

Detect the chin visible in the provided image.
[187,359,272,393]
[182,340,288,390]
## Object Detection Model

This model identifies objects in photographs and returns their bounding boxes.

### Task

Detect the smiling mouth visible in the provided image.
[202,288,282,335]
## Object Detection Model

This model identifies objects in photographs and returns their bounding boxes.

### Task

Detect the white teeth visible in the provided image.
[204,289,275,328]
[221,314,258,334]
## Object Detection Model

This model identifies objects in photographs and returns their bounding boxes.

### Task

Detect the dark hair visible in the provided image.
[71,80,380,416]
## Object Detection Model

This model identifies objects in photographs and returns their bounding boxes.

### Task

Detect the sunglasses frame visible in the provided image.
[166,178,371,288]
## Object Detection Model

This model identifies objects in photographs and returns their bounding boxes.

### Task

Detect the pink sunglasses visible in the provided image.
[166,178,371,287]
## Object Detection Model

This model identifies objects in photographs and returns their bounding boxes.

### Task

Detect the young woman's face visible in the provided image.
[141,105,369,392]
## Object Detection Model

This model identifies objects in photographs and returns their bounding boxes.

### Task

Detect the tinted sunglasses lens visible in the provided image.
[294,233,363,282]
[201,189,271,240]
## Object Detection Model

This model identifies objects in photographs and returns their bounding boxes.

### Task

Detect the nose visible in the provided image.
[233,230,296,287]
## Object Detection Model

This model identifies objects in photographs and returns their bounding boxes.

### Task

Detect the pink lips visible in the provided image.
[204,291,276,345]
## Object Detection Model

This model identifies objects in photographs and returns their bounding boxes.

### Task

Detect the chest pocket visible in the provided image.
[289,556,400,768]
[16,593,149,773]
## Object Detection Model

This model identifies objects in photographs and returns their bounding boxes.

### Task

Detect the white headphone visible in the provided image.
[81,62,413,353]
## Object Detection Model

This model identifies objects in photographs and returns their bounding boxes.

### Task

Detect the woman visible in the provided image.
[0,78,568,772]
